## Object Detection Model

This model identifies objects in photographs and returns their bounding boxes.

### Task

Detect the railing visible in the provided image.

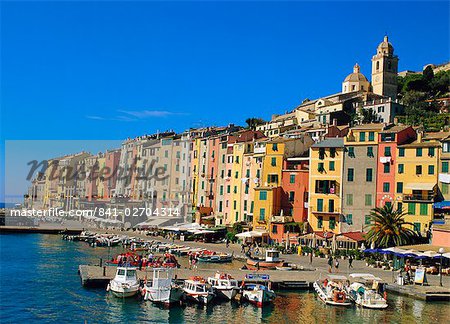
[403,194,434,202]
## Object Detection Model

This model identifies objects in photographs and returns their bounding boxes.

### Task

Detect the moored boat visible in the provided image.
[182,276,215,305]
[313,275,352,306]
[140,268,183,305]
[207,272,239,300]
[347,273,388,309]
[246,249,284,269]
[107,267,140,298]
[240,273,276,307]
[198,253,233,263]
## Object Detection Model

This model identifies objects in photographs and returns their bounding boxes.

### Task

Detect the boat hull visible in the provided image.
[242,289,275,307]
[184,293,214,305]
[214,287,238,300]
[313,281,352,307]
[144,287,184,304]
[246,258,284,269]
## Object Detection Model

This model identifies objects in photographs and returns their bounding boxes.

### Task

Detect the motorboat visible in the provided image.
[182,276,215,305]
[313,275,352,306]
[207,272,239,300]
[347,273,388,309]
[140,268,183,305]
[198,253,233,263]
[240,273,276,307]
[246,249,284,269]
[107,267,140,298]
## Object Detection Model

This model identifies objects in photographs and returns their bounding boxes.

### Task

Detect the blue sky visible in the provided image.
[1,1,449,201]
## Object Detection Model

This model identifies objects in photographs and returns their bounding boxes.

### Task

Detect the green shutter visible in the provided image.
[365,194,372,206]
[428,165,435,175]
[317,199,323,212]
[420,203,428,216]
[443,162,449,173]
[397,182,403,193]
[408,203,416,215]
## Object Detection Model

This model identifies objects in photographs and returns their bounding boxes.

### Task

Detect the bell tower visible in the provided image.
[371,36,399,100]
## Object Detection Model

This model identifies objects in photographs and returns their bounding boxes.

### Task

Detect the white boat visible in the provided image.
[107,267,140,298]
[207,272,239,300]
[141,268,184,305]
[241,273,276,307]
[182,276,215,305]
[347,273,388,309]
[313,275,352,306]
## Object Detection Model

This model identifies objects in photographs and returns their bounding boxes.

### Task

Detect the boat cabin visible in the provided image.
[265,249,280,262]
[151,268,173,288]
[184,279,208,293]
[115,267,137,281]
[208,273,238,287]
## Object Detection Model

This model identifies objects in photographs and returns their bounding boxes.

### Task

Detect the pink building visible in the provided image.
[103,149,121,199]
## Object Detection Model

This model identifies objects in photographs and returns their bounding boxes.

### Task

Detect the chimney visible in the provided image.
[417,131,423,143]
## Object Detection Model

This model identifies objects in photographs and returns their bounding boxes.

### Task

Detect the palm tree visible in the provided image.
[365,204,418,248]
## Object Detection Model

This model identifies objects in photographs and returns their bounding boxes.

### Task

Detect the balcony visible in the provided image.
[403,194,434,202]
[254,146,266,154]
[271,215,293,223]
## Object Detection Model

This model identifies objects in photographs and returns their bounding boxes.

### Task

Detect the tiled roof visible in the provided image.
[311,138,344,148]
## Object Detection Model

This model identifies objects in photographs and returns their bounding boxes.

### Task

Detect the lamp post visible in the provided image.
[438,247,445,287]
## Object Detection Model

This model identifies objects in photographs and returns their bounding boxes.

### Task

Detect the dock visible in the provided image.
[0,226,83,235]
[78,265,450,301]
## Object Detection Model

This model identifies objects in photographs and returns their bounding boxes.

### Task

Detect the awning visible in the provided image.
[235,231,267,238]
[404,183,435,191]
[433,201,450,209]
[439,173,450,184]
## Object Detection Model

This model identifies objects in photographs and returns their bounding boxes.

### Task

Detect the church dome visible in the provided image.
[343,63,369,82]
[377,35,394,54]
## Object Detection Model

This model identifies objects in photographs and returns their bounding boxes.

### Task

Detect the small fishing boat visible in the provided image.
[240,273,276,307]
[182,276,215,305]
[347,274,388,309]
[140,268,183,305]
[275,262,293,271]
[313,275,352,307]
[246,249,284,269]
[198,253,233,263]
[107,267,140,298]
[207,273,239,300]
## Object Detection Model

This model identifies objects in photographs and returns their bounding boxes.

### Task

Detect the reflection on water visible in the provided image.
[1,234,449,323]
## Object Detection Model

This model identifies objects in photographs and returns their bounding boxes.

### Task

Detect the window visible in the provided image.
[398,164,404,174]
[399,148,405,157]
[273,143,278,151]
[290,174,295,184]
[397,202,403,212]
[346,194,353,206]
[397,182,403,193]
[235,156,240,164]
[246,169,250,177]
[428,165,435,175]
[319,148,325,160]
[328,199,334,212]
[408,203,416,215]
[443,162,449,173]
[443,183,449,195]
[363,194,372,206]
[227,185,230,194]
[348,147,355,158]
[259,191,267,200]
[317,199,324,212]
[272,225,278,234]
[233,200,237,209]
[428,147,435,157]
[271,157,277,166]
[219,186,223,195]
[318,216,323,229]
[414,223,421,233]
[367,146,374,157]
[330,148,336,158]
[416,148,422,157]
[366,168,373,182]
[384,163,390,173]
[420,203,428,216]
[318,162,325,173]
[347,168,354,182]
[329,217,336,229]
[289,192,295,202]
[233,186,237,194]
[359,132,366,142]
[416,165,422,175]
[219,201,223,212]
[244,200,247,211]
[250,201,254,213]
[383,182,390,192]
[384,147,391,157]
[365,215,372,225]
[346,214,353,225]
[259,208,265,221]
[329,161,335,171]
[235,171,239,179]
[201,181,205,190]
[245,185,249,194]
[368,132,375,141]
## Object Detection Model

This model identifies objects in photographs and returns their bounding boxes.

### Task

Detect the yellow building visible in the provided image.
[395,136,440,234]
[308,138,344,234]
[190,137,201,208]
[231,141,245,223]
[252,187,281,231]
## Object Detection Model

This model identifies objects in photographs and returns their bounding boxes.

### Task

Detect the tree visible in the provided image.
[423,65,434,83]
[361,108,380,124]
[245,117,265,130]
[365,204,418,248]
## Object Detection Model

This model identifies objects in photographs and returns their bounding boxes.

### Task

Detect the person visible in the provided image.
[349,255,353,268]
[226,239,230,248]
[241,243,245,253]
[188,254,193,270]
[309,251,313,265]
[327,255,333,273]
[335,259,340,273]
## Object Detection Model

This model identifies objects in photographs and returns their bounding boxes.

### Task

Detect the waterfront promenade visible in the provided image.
[81,228,450,300]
